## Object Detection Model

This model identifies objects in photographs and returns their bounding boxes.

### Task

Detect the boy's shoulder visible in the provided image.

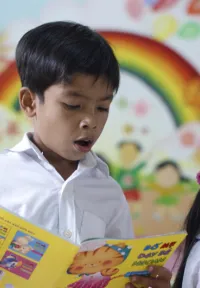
[0,151,22,189]
[0,146,34,176]
[0,149,22,170]
[0,149,15,162]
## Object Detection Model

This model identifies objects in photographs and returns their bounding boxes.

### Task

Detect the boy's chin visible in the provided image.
[61,151,87,162]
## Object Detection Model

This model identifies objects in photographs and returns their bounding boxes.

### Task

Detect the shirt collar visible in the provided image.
[8,133,109,177]
[9,133,43,158]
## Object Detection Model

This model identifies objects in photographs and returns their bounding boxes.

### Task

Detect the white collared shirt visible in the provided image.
[182,239,200,288]
[0,133,134,244]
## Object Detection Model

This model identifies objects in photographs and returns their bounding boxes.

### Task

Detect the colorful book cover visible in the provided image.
[0,207,186,288]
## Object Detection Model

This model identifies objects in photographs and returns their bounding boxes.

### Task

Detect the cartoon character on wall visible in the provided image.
[193,144,200,165]
[0,255,22,270]
[146,160,190,222]
[150,0,180,11]
[10,235,33,254]
[66,243,132,288]
[115,141,146,220]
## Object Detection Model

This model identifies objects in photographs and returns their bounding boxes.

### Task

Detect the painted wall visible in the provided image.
[0,0,200,236]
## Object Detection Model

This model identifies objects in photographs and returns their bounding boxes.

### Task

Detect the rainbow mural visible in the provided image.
[99,31,200,126]
[0,31,200,126]
[0,61,21,112]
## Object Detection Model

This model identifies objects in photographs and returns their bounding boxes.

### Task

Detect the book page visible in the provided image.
[55,232,186,288]
[0,208,79,288]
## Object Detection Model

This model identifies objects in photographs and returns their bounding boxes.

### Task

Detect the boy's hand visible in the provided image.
[125,266,172,288]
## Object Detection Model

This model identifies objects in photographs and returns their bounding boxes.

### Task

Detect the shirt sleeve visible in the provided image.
[105,180,134,239]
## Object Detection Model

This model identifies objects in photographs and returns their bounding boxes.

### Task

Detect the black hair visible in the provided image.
[117,141,142,152]
[173,190,200,287]
[15,21,120,101]
[155,160,179,171]
[155,160,189,182]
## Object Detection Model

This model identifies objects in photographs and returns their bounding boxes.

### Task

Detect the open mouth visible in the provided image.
[74,139,93,153]
[75,140,92,146]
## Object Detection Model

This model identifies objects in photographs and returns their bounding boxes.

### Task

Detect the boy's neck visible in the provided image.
[31,134,78,180]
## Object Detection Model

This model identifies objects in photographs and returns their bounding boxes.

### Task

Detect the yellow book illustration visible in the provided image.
[0,206,186,288]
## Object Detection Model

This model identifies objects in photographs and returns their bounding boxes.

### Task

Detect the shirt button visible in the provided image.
[64,229,72,239]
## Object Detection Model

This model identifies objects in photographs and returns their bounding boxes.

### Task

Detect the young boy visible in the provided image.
[0,22,171,288]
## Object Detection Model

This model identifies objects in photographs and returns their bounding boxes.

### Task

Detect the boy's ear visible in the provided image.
[19,87,37,117]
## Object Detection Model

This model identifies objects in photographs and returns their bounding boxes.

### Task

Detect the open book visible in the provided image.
[0,206,186,288]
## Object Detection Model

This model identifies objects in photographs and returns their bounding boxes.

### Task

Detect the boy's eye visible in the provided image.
[64,104,80,110]
[97,107,109,112]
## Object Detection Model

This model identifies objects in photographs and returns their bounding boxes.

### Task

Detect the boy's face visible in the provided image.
[20,74,113,161]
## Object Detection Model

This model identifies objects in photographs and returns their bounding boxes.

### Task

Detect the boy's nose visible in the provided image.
[80,115,97,130]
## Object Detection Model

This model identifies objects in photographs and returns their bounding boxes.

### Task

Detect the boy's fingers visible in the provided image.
[125,283,133,288]
[130,276,167,288]
[148,266,172,281]
[126,266,172,288]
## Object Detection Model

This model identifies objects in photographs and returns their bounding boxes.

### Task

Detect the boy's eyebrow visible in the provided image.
[100,95,113,101]
[67,91,113,101]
